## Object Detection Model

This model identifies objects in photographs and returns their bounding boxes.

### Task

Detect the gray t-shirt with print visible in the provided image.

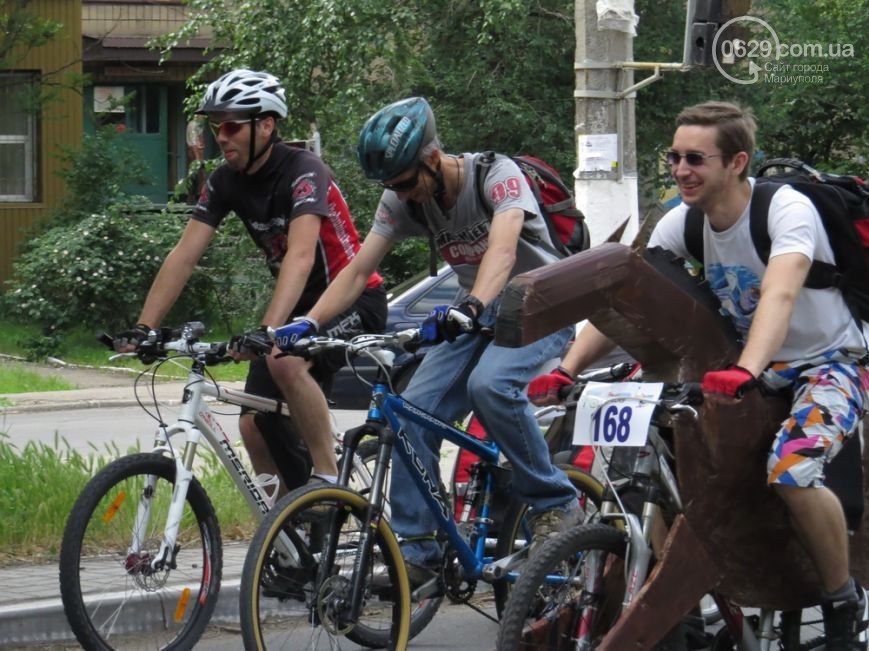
[369,153,561,291]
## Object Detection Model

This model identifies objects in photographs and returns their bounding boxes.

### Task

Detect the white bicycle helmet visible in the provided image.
[196,69,288,118]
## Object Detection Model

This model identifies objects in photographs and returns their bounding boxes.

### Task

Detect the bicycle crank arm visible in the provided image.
[482,546,528,581]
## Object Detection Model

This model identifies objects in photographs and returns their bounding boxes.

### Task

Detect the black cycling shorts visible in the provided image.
[242,284,387,404]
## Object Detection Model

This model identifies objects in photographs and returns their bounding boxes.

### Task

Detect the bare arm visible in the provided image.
[737,251,810,377]
[260,213,320,328]
[559,322,617,376]
[138,219,215,327]
[467,207,524,305]
[307,231,393,325]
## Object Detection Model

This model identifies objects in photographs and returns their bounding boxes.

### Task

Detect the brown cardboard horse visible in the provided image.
[496,243,868,649]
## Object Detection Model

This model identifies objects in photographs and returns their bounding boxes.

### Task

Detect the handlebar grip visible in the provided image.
[557,382,577,401]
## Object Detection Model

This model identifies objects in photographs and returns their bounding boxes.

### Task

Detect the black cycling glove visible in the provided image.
[229,325,273,356]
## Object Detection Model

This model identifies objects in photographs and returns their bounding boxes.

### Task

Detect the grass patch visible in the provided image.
[0,363,77,394]
[0,317,249,383]
[0,433,254,565]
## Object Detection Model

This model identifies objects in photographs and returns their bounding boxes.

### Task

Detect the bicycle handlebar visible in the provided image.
[275,328,423,360]
[99,321,232,366]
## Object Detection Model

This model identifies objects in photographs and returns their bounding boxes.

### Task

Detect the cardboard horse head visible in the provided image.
[497,243,868,647]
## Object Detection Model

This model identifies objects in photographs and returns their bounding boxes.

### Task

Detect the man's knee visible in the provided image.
[266,353,309,389]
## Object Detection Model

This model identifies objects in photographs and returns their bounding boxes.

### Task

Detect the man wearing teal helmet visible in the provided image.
[278,97,580,582]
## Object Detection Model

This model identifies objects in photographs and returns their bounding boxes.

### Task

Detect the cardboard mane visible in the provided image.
[496,243,869,648]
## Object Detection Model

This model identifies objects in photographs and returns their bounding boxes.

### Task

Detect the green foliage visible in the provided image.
[0,433,253,560]
[5,205,189,353]
[155,0,577,285]
[52,126,152,227]
[0,0,63,68]
[633,0,869,201]
[0,364,75,393]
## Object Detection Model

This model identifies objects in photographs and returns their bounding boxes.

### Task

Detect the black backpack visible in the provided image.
[684,158,869,322]
[408,152,589,275]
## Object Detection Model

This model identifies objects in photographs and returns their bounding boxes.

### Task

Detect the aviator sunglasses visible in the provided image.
[209,117,260,139]
[665,150,723,167]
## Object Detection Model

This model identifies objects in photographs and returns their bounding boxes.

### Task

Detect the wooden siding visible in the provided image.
[82,1,213,38]
[0,0,83,284]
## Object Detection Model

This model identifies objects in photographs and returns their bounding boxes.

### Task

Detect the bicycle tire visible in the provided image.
[59,452,222,651]
[493,466,605,618]
[239,483,411,650]
[780,607,826,650]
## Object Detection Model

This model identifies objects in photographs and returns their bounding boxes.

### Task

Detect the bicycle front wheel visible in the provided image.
[497,523,628,651]
[59,452,222,651]
[240,483,411,650]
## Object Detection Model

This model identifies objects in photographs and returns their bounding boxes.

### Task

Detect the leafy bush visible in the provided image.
[5,204,188,352]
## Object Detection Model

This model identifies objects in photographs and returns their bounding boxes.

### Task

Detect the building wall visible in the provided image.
[0,0,83,284]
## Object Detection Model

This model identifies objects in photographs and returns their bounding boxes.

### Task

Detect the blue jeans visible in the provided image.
[389,302,575,565]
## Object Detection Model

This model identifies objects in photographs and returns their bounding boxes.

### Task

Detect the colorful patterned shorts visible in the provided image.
[765,350,868,487]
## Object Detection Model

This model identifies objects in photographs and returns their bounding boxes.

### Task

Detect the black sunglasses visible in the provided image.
[380,166,422,193]
[665,150,723,167]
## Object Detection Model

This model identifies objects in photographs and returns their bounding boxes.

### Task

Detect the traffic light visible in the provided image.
[686,0,751,66]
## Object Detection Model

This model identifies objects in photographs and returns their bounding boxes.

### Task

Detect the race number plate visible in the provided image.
[573,381,664,446]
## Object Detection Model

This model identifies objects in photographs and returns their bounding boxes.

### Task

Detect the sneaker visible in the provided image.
[822,580,869,650]
[526,501,582,556]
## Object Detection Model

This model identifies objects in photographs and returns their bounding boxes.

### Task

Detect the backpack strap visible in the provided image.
[683,206,705,266]
[406,200,439,277]
[474,150,568,258]
[750,180,839,290]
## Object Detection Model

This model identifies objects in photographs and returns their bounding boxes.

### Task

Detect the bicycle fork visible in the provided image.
[323,422,394,627]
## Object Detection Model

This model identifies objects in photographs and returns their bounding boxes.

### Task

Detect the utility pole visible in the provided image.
[574,0,638,246]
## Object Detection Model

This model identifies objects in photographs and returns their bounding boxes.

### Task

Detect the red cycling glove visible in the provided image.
[527,367,574,405]
[702,365,758,398]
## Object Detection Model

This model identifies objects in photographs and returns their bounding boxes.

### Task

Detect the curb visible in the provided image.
[0,581,243,647]
[0,398,185,414]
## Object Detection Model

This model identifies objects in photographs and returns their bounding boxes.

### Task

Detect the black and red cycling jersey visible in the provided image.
[192,141,382,311]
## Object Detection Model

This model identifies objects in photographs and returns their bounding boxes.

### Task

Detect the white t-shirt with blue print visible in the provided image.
[649,179,866,362]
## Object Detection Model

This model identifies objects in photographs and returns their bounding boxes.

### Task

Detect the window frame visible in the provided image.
[0,71,38,203]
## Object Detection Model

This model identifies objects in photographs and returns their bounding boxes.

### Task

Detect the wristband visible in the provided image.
[554,366,573,380]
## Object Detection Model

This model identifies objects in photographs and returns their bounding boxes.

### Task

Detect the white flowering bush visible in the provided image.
[5,201,274,357]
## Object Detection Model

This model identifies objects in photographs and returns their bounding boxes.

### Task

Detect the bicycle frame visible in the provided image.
[132,364,367,573]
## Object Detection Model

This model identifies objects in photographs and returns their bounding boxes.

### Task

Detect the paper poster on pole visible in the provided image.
[577,133,618,172]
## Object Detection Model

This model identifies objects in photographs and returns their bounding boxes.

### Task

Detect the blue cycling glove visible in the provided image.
[273,317,319,351]
[420,301,479,344]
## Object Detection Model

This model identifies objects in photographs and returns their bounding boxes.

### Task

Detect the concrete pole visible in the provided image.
[574,0,639,246]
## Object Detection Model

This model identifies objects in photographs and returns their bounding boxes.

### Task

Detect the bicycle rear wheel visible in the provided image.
[493,466,605,617]
[59,453,222,651]
[240,484,411,650]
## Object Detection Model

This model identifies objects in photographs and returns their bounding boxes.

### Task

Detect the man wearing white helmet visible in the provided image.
[115,69,386,492]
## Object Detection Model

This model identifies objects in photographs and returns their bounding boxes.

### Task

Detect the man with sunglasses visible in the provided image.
[529,100,869,649]
[115,69,386,493]
[275,96,580,585]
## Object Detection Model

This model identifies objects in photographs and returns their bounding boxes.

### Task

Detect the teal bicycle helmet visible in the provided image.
[357,97,437,181]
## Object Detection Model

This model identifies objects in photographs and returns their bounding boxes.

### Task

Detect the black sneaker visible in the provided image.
[823,581,869,650]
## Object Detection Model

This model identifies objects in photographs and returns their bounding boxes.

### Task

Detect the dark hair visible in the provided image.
[676,101,756,180]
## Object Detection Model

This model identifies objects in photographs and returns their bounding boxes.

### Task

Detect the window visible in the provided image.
[0,72,38,202]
